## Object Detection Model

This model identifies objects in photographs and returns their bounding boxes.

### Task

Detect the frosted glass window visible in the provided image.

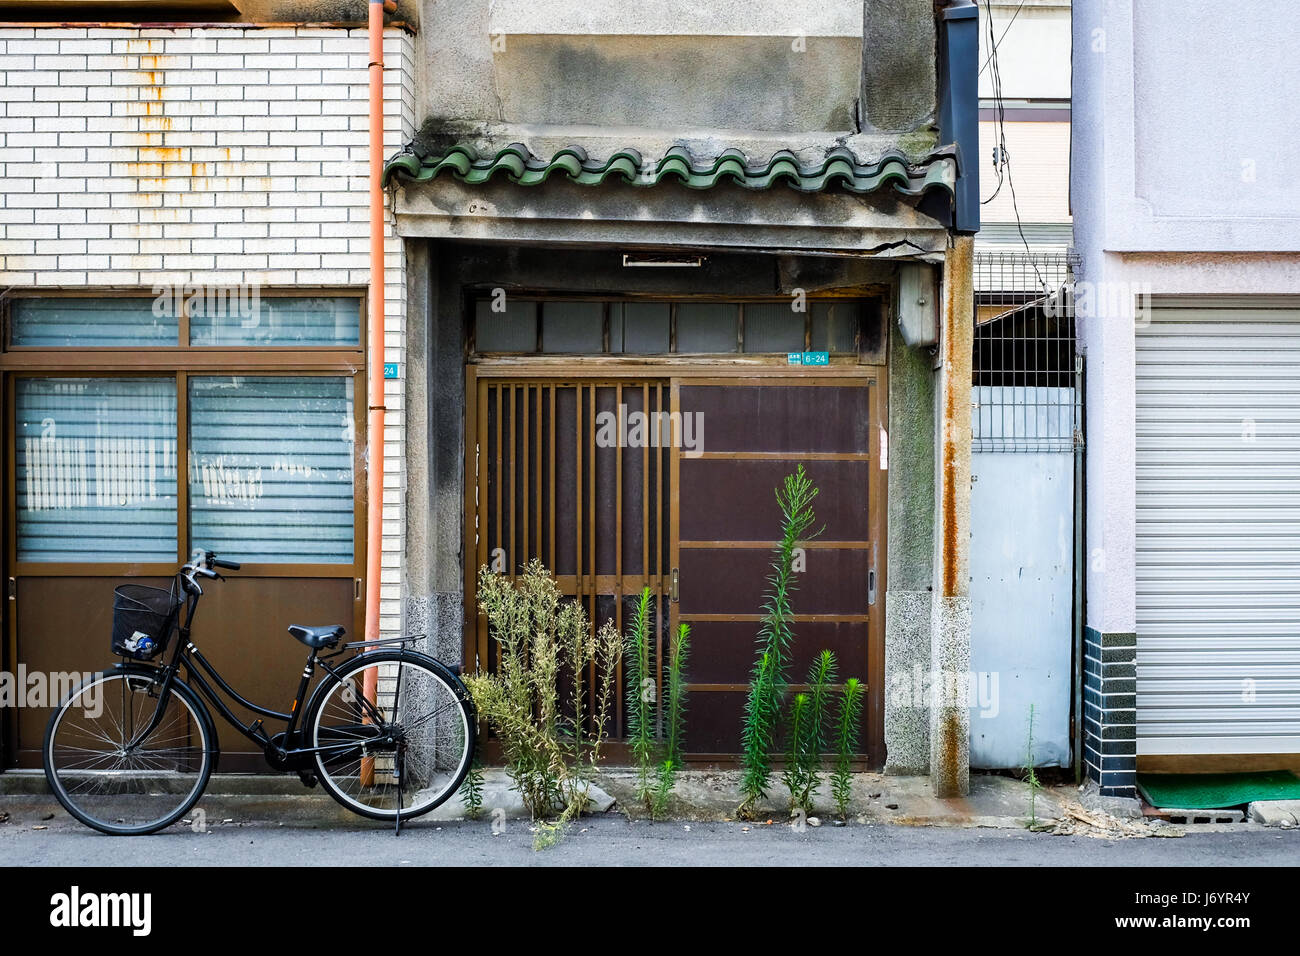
[611,302,671,353]
[189,376,355,564]
[15,378,178,562]
[475,300,537,352]
[811,302,860,353]
[541,301,604,353]
[675,303,739,353]
[190,295,360,347]
[743,303,806,353]
[11,298,178,347]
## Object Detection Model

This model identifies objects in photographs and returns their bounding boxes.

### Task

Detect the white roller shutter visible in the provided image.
[1136,302,1300,755]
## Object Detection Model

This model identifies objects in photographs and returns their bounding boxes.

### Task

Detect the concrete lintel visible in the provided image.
[394,180,948,254]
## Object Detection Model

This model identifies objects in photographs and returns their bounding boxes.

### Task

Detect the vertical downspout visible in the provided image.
[930,0,979,797]
[938,0,980,234]
[1072,353,1087,784]
[361,0,388,786]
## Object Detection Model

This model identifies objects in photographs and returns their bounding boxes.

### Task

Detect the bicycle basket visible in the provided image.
[111,583,182,660]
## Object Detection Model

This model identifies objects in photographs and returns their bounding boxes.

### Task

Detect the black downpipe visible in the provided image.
[938,0,981,234]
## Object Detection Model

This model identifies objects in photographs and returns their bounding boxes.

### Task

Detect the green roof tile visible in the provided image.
[382,142,958,198]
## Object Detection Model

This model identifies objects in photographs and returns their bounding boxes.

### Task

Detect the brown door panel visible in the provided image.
[13,575,354,771]
[677,384,871,454]
[678,547,871,616]
[682,620,869,686]
[671,377,883,765]
[679,457,873,541]
[683,690,748,754]
[13,576,172,766]
[187,576,354,769]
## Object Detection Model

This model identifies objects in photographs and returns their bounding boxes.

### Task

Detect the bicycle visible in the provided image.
[42,551,476,836]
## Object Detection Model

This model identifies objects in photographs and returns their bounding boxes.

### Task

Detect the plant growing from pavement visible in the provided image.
[831,677,865,820]
[783,649,837,814]
[624,586,657,809]
[1022,703,1045,829]
[465,560,622,846]
[651,622,691,819]
[738,464,821,819]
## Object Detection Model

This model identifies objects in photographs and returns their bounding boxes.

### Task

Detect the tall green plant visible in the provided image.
[831,677,864,819]
[738,465,821,818]
[464,560,622,845]
[651,623,691,819]
[783,649,837,813]
[624,587,656,807]
[460,752,485,820]
[664,623,690,769]
[1022,703,1044,829]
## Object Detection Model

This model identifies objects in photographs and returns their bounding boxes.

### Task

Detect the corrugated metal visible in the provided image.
[384,142,958,197]
[1136,305,1300,755]
[970,386,1075,769]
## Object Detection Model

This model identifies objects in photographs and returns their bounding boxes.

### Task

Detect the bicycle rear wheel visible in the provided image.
[309,651,475,821]
[43,667,214,836]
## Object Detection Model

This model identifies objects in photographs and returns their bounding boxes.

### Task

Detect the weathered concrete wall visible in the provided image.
[884,317,935,773]
[492,35,859,134]
[861,0,937,134]
[411,0,941,157]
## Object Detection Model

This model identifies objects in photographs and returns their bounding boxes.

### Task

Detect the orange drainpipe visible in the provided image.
[361,0,390,787]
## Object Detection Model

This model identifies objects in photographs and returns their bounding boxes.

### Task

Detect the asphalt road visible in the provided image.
[3,809,1297,866]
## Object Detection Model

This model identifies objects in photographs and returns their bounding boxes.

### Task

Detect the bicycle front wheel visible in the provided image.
[310,651,475,821]
[43,667,215,836]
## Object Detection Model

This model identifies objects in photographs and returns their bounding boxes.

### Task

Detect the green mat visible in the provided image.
[1137,771,1300,809]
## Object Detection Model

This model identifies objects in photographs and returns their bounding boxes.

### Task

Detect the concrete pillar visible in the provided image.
[883,316,936,774]
[930,234,974,797]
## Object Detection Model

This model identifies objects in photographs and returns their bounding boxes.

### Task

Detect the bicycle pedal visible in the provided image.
[297,770,319,788]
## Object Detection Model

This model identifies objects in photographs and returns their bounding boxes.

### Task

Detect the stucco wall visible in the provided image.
[1072,0,1300,636]
[1072,0,1300,253]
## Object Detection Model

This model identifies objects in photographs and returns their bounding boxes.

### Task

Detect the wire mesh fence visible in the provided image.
[973,251,1082,454]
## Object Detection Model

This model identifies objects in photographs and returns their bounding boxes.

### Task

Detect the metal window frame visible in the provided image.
[467,292,876,361]
[1,289,368,581]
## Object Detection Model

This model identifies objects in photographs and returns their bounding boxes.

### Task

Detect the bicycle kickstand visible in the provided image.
[394,749,403,837]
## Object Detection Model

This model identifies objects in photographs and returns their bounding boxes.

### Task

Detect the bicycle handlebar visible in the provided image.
[178,551,241,595]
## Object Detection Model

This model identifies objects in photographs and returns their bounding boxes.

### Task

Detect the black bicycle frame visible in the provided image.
[126,574,399,762]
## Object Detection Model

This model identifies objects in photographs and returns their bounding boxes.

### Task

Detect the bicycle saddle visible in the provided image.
[288,624,345,649]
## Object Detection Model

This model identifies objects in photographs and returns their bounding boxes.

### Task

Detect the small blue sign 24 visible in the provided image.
[383,363,399,379]
[786,351,829,366]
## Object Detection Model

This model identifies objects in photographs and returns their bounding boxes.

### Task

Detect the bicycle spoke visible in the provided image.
[46,673,211,834]
[312,656,472,821]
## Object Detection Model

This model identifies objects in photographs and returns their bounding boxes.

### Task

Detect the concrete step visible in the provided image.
[1247,800,1300,828]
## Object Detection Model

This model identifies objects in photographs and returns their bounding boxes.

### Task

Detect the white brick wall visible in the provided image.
[0,24,416,639]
